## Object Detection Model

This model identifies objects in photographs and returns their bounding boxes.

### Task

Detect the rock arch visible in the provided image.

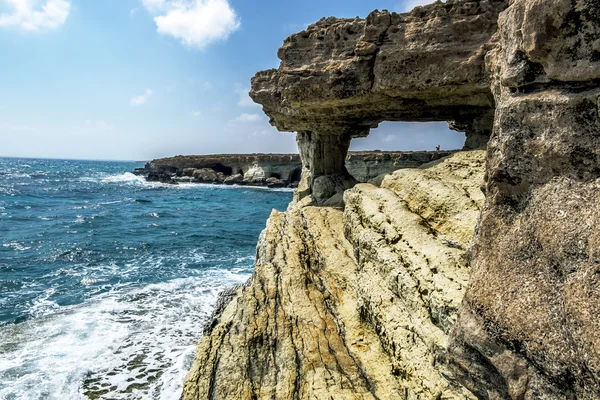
[251,2,505,205]
[249,0,600,397]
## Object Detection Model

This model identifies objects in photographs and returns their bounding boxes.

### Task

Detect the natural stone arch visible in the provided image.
[251,3,505,205]
[250,0,600,397]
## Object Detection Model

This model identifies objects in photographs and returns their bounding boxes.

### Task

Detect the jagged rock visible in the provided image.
[251,1,506,203]
[223,173,243,185]
[192,168,219,183]
[243,163,266,183]
[202,285,243,336]
[446,1,600,398]
[185,207,403,399]
[184,151,486,399]
[186,0,600,398]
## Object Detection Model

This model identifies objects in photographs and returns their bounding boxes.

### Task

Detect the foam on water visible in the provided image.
[0,157,292,399]
[0,267,251,400]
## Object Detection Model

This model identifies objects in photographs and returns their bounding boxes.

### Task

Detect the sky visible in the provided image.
[0,0,464,161]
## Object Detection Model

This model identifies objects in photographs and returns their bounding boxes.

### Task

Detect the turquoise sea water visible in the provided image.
[0,157,292,399]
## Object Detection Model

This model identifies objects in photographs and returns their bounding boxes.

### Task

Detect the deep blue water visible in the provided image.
[0,157,292,400]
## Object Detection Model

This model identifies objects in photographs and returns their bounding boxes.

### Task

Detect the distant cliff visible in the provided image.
[133,150,455,187]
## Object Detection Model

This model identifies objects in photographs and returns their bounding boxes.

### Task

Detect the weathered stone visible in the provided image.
[243,163,266,183]
[184,207,404,399]
[184,151,486,399]
[138,151,456,190]
[446,1,600,397]
[251,1,506,201]
[182,168,196,177]
[185,0,600,399]
[192,168,219,182]
[223,173,243,184]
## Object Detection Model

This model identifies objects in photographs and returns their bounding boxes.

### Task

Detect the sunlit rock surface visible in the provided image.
[185,0,600,398]
[183,151,486,399]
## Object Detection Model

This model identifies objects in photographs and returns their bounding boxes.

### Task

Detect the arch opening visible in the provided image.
[349,122,466,153]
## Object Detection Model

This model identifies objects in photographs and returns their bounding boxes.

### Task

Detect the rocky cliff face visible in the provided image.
[184,151,486,399]
[448,0,600,397]
[251,0,504,205]
[185,0,600,398]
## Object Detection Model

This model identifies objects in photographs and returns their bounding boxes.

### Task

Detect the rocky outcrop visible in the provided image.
[447,1,600,398]
[184,151,486,399]
[185,0,600,398]
[133,151,454,188]
[135,154,302,187]
[250,0,505,204]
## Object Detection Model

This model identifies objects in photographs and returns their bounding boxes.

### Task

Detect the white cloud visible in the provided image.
[396,0,437,12]
[382,134,397,143]
[130,89,153,106]
[235,86,257,108]
[233,113,262,122]
[141,0,240,49]
[0,0,70,31]
[191,110,201,117]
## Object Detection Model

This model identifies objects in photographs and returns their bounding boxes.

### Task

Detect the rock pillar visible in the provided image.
[295,128,364,207]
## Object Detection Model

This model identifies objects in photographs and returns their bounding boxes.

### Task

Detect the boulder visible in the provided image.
[192,168,219,183]
[243,163,266,183]
[224,173,244,184]
[182,168,196,177]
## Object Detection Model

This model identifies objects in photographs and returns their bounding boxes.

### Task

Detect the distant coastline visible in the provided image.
[133,150,456,188]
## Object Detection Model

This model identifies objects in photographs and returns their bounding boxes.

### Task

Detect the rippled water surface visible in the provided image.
[0,157,292,399]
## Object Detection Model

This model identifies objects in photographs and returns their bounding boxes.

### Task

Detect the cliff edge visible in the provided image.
[185,0,600,398]
[184,150,485,399]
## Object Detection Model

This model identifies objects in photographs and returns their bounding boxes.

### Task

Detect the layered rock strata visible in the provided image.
[133,151,453,188]
[185,0,600,398]
[184,151,486,399]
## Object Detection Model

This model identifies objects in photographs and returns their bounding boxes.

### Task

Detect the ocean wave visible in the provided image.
[101,172,146,184]
[2,242,32,251]
[0,273,249,400]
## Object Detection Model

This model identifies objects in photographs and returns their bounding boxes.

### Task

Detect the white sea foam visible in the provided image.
[0,270,250,400]
[101,173,146,184]
[2,242,31,251]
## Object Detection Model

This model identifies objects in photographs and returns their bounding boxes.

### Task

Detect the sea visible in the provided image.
[0,157,292,400]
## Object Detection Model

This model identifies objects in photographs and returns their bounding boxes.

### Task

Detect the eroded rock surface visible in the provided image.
[447,1,600,398]
[251,0,506,203]
[184,151,486,399]
[185,0,600,398]
[134,151,454,189]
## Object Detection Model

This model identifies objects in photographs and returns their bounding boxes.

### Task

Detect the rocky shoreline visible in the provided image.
[133,150,455,188]
[183,0,600,398]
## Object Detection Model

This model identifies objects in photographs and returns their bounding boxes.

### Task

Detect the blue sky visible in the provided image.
[0,0,463,160]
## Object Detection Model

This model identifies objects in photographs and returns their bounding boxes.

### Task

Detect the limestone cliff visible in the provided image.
[184,151,486,399]
[133,151,454,187]
[185,0,600,398]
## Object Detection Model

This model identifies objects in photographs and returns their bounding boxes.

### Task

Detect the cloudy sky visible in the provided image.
[0,0,464,160]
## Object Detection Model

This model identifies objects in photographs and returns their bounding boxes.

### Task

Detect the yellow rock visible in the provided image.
[184,151,486,399]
